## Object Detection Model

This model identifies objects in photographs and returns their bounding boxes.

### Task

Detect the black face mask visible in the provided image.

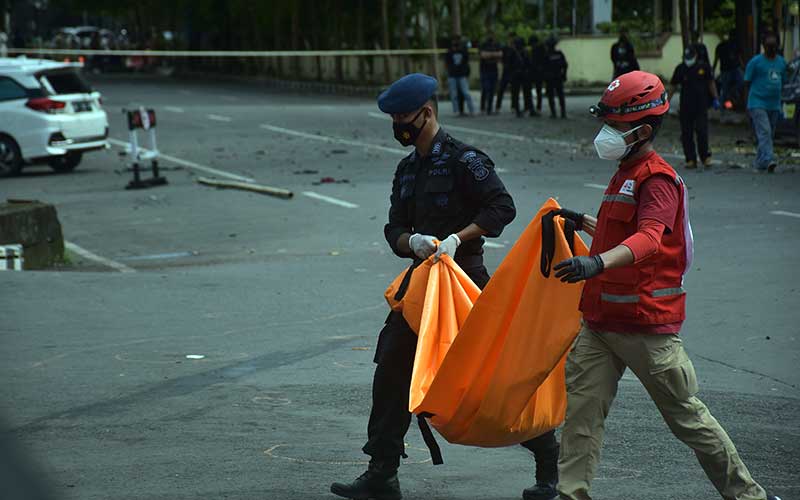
[393,108,428,146]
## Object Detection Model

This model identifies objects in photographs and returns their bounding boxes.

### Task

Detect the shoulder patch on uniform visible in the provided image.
[619,179,636,196]
[460,150,478,163]
[467,157,491,181]
[432,142,442,155]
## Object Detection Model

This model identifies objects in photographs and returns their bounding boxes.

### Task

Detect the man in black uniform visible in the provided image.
[670,46,720,169]
[330,73,560,500]
[496,32,517,113]
[544,37,568,119]
[714,29,744,112]
[529,35,546,114]
[611,28,640,78]
[510,36,535,117]
[479,32,503,114]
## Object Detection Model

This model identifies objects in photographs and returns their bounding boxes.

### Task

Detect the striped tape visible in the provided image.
[7,47,450,58]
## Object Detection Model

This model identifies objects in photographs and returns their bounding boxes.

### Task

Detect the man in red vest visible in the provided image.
[551,71,780,500]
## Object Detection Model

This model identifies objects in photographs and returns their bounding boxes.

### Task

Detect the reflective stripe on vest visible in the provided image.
[602,194,637,204]
[651,287,686,297]
[601,293,640,303]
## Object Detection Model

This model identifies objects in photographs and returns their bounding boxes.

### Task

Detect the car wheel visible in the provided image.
[0,135,23,178]
[48,152,83,173]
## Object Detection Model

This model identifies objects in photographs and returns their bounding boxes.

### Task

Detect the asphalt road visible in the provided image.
[1,74,799,500]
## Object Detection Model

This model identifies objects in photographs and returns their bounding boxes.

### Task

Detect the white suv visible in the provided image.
[0,57,109,177]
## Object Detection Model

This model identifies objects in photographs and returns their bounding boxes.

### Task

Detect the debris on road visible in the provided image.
[313,177,350,185]
[197,177,293,199]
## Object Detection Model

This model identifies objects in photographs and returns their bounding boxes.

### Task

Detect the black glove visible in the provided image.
[554,208,584,231]
[554,255,605,283]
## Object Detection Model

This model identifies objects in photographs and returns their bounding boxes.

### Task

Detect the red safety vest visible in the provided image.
[580,151,694,326]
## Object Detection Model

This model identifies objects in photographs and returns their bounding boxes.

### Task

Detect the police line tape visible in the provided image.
[6,47,451,57]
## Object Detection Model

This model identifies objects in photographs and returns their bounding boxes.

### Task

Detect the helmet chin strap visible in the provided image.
[620,126,647,161]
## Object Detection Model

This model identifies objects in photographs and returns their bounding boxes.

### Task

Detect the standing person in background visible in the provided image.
[670,46,720,169]
[529,35,546,115]
[496,32,517,113]
[611,28,639,78]
[714,29,745,115]
[544,36,568,119]
[479,32,503,115]
[745,32,787,173]
[510,37,534,118]
[445,36,475,117]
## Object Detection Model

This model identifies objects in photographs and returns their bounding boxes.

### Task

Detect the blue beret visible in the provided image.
[377,73,438,114]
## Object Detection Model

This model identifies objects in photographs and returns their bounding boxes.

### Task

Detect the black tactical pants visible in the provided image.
[680,107,710,163]
[362,265,558,484]
[511,75,534,115]
[495,71,513,111]
[546,79,566,118]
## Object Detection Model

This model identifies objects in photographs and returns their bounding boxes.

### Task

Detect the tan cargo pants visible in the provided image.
[558,325,767,500]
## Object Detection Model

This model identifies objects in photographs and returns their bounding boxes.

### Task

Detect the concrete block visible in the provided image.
[0,200,65,270]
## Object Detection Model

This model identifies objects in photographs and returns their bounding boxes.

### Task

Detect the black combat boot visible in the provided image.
[330,457,402,500]
[521,436,559,500]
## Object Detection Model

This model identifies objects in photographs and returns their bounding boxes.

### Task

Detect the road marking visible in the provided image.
[260,124,406,155]
[108,138,255,183]
[119,251,195,261]
[368,111,573,147]
[483,241,505,248]
[208,114,232,122]
[302,191,359,208]
[771,210,800,219]
[584,183,607,190]
[65,242,135,273]
[164,106,184,113]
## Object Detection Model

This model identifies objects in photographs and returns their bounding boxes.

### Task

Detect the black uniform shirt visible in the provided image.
[479,40,501,74]
[446,48,471,78]
[715,39,741,72]
[671,61,713,109]
[611,40,639,72]
[544,50,568,81]
[384,128,516,268]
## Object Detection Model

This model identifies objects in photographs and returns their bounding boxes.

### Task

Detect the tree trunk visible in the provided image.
[679,0,690,49]
[654,0,662,34]
[688,0,696,39]
[312,0,323,80]
[382,0,391,82]
[485,0,497,30]
[451,0,462,36]
[291,1,300,77]
[357,0,366,81]
[425,0,440,82]
[398,0,411,74]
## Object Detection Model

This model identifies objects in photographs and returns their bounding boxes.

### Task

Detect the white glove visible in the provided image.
[409,233,438,260]
[434,234,461,262]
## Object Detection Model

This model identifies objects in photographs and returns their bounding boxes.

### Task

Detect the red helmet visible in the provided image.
[590,71,669,122]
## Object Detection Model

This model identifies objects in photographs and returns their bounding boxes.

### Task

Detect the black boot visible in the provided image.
[522,481,558,500]
[521,433,559,500]
[330,458,402,500]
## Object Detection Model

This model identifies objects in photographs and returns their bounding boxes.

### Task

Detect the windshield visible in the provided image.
[37,69,93,95]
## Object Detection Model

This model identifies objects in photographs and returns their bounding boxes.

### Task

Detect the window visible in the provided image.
[38,69,92,95]
[0,77,28,101]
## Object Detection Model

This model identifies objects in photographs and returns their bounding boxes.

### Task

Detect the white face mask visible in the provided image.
[593,124,643,161]
[684,57,696,66]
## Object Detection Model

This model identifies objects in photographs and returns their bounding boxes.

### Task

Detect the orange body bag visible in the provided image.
[385,199,588,447]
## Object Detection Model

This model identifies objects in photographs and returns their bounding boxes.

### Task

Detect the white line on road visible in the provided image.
[108,138,255,183]
[302,191,360,208]
[164,106,185,113]
[65,242,135,273]
[584,183,607,190]
[771,210,800,219]
[207,114,232,122]
[260,124,407,155]
[483,241,505,248]
[367,111,573,147]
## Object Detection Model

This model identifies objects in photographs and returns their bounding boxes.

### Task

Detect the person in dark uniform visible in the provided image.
[496,32,517,113]
[445,36,475,116]
[544,36,568,119]
[529,35,546,114]
[670,46,720,169]
[510,36,535,117]
[611,28,640,78]
[479,32,503,115]
[330,73,560,500]
[714,29,744,112]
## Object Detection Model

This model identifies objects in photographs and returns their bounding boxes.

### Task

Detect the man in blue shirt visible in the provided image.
[745,32,787,172]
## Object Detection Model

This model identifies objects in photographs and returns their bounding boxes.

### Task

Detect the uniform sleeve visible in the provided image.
[458,151,516,237]
[670,65,683,85]
[383,167,414,258]
[637,175,680,233]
